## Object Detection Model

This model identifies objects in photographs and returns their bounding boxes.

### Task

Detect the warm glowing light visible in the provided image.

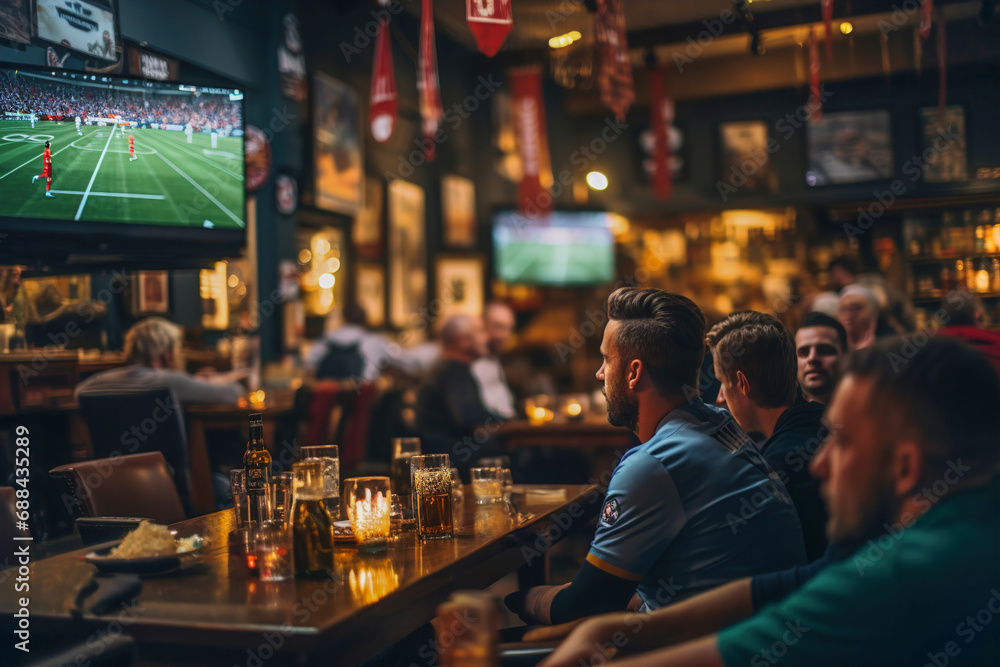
[318,273,336,289]
[567,402,582,417]
[329,257,342,273]
[568,30,582,40]
[348,558,399,604]
[298,249,312,264]
[548,31,580,49]
[586,171,608,190]
[227,274,240,288]
[840,21,853,34]
[346,479,392,551]
[314,238,331,256]
[249,390,266,409]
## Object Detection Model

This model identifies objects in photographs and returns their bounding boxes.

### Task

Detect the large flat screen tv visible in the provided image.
[492,210,615,286]
[0,67,245,263]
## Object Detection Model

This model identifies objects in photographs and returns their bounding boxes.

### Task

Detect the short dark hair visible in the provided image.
[606,287,706,398]
[44,141,50,148]
[706,311,798,408]
[800,312,848,351]
[940,292,982,327]
[828,255,860,275]
[842,336,1000,478]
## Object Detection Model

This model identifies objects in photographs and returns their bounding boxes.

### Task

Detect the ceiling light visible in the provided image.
[319,273,336,289]
[586,171,608,191]
[568,31,582,40]
[840,21,853,34]
[549,31,579,49]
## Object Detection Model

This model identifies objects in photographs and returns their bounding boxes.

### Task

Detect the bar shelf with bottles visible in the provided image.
[904,208,1000,300]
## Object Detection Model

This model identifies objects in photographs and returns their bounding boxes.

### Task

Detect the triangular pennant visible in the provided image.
[369,12,398,143]
[418,0,444,160]
[821,0,834,61]
[648,67,672,200]
[466,0,513,57]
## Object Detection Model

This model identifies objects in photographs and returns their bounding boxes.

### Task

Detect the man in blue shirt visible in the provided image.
[507,288,805,625]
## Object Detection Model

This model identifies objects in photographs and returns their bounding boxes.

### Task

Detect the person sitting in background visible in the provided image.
[534,336,1000,667]
[304,304,429,382]
[794,312,847,405]
[506,289,805,627]
[837,284,880,349]
[708,311,828,561]
[416,314,504,470]
[938,291,1000,376]
[76,317,245,404]
[471,301,517,419]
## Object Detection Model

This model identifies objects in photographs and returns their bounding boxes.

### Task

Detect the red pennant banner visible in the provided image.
[418,0,444,160]
[821,0,834,61]
[369,12,398,143]
[595,0,634,122]
[648,67,672,200]
[936,5,946,111]
[466,0,513,57]
[808,29,822,123]
[509,67,553,217]
[920,0,933,39]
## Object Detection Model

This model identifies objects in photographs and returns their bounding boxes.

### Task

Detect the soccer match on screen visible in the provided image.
[0,68,245,229]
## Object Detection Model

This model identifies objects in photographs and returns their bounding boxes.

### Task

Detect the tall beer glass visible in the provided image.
[411,454,453,540]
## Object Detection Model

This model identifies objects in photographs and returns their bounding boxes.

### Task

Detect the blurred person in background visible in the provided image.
[534,336,1000,667]
[506,289,804,627]
[708,311,828,561]
[938,291,1000,376]
[471,301,517,419]
[837,285,880,349]
[795,312,847,405]
[416,314,504,472]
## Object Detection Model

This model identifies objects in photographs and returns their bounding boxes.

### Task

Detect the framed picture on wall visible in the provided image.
[136,271,169,314]
[313,73,363,215]
[388,180,427,329]
[356,262,386,328]
[920,106,968,183]
[806,110,894,186]
[441,175,477,248]
[435,255,485,322]
[354,176,384,259]
[719,121,777,194]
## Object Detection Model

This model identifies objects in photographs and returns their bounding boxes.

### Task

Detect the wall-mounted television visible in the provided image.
[0,66,246,265]
[492,210,615,286]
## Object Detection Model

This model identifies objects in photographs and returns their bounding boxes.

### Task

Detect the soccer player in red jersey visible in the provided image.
[129,134,136,161]
[31,140,55,198]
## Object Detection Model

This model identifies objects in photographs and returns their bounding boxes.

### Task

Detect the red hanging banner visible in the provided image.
[466,0,513,57]
[369,11,397,143]
[808,29,822,123]
[418,0,444,160]
[936,5,946,111]
[920,0,933,39]
[509,67,553,217]
[821,0,834,61]
[595,0,634,122]
[648,67,672,200]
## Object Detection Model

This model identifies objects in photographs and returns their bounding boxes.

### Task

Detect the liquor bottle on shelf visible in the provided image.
[991,259,1000,294]
[955,260,966,292]
[976,260,991,294]
[244,412,271,525]
[966,258,978,292]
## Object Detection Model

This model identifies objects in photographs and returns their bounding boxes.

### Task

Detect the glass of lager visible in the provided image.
[411,454,454,540]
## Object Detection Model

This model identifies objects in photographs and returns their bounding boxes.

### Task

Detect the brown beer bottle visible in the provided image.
[244,413,271,524]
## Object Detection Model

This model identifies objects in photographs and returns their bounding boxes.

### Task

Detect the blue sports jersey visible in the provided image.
[587,399,807,611]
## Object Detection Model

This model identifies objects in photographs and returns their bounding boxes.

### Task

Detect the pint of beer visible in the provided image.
[411,454,454,540]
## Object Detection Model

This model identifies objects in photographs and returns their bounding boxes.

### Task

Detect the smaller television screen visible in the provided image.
[805,110,894,186]
[493,210,615,286]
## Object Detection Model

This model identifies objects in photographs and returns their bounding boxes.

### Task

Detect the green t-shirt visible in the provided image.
[718,477,1000,667]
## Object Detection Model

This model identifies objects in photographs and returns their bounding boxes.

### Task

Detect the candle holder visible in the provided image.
[345,477,392,552]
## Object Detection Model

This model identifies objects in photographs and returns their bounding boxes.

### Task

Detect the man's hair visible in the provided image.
[828,255,860,275]
[940,292,981,327]
[606,287,706,398]
[706,311,798,408]
[800,312,848,351]
[440,314,473,351]
[125,317,182,366]
[44,141,50,148]
[843,336,1000,477]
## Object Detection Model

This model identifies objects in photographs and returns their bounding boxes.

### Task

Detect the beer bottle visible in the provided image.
[244,412,271,524]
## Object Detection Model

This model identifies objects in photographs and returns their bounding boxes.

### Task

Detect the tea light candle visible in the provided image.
[529,406,547,425]
[346,477,391,551]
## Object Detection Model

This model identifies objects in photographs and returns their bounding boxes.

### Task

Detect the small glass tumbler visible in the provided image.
[268,472,293,526]
[230,469,251,530]
[344,476,392,552]
[471,467,504,504]
[255,521,293,581]
[301,445,340,520]
[391,438,421,512]
[411,454,454,540]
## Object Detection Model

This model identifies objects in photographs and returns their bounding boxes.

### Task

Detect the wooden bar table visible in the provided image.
[1,484,600,666]
[498,417,639,482]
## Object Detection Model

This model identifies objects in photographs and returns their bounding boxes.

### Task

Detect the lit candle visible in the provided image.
[346,477,392,551]
[529,406,547,425]
[567,402,582,418]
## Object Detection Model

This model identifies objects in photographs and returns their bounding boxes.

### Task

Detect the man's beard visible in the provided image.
[604,374,639,434]
[830,473,901,555]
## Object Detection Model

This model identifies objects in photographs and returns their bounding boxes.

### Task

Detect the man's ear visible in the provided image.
[735,370,751,398]
[892,441,923,498]
[628,358,642,391]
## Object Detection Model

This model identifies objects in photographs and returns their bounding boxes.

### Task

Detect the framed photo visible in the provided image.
[920,106,968,183]
[388,180,427,329]
[719,121,777,193]
[354,176,384,259]
[137,271,169,314]
[806,110,894,186]
[435,255,485,321]
[313,73,363,215]
[356,262,386,328]
[441,175,477,248]
[36,0,119,62]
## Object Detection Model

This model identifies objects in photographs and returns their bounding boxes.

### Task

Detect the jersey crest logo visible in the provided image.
[600,498,621,527]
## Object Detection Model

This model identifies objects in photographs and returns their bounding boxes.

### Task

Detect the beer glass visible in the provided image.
[391,438,421,511]
[230,469,251,530]
[471,467,503,504]
[291,460,335,577]
[411,454,454,540]
[301,445,340,520]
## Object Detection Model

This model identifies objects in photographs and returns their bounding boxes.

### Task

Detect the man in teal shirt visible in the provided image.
[535,335,1000,667]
